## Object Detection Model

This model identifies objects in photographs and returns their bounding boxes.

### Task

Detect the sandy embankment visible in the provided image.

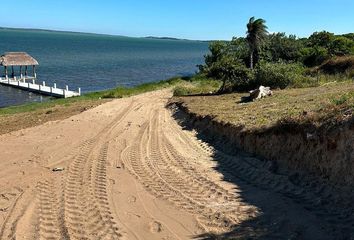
[0,90,341,239]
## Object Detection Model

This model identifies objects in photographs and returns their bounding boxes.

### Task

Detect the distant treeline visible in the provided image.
[198,17,354,92]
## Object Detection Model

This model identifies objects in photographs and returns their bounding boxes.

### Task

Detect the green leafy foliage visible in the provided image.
[198,17,353,93]
[198,41,228,73]
[301,46,330,67]
[255,62,306,89]
[246,17,268,69]
[330,36,354,56]
[263,33,303,62]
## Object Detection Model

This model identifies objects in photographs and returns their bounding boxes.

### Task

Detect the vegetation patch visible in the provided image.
[314,55,354,75]
[172,81,354,130]
[198,17,354,92]
[171,81,354,186]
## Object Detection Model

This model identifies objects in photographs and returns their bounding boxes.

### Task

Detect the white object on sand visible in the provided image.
[249,86,273,100]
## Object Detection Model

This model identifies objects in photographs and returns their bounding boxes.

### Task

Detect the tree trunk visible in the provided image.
[250,50,254,69]
[219,79,226,93]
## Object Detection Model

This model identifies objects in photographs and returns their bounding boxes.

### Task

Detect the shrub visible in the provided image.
[198,41,228,73]
[301,46,330,67]
[330,36,354,56]
[255,62,306,89]
[212,56,254,92]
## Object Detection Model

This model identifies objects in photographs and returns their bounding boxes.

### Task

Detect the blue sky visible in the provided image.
[1,0,353,40]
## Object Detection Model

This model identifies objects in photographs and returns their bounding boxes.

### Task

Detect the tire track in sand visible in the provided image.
[4,100,137,240]
[122,109,259,234]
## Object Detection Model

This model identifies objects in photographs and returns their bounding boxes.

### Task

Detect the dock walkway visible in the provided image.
[0,77,81,98]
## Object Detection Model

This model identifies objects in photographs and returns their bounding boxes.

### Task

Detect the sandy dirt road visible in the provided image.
[0,90,344,239]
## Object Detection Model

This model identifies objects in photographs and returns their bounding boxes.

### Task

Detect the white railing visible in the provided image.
[0,77,81,98]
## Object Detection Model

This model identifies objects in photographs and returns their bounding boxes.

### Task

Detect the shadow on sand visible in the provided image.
[169,106,352,240]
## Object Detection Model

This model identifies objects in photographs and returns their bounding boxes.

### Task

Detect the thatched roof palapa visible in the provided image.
[0,52,39,67]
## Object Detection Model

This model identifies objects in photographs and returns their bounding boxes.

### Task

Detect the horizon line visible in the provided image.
[0,26,217,42]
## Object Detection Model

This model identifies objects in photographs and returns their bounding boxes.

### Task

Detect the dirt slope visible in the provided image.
[0,90,348,239]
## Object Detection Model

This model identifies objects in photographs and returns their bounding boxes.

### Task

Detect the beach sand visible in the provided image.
[0,90,333,239]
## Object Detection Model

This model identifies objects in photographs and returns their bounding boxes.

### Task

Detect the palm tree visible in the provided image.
[246,17,268,69]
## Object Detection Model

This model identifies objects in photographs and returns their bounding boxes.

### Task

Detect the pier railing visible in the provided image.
[0,76,81,98]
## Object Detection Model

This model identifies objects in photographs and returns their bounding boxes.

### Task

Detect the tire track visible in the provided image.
[5,100,137,240]
[211,149,354,238]
[36,179,68,240]
[124,109,258,234]
[169,106,354,238]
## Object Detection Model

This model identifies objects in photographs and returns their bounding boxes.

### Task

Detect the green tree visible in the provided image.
[199,41,228,73]
[301,46,329,67]
[246,17,268,69]
[264,33,303,62]
[308,31,334,49]
[229,37,249,64]
[215,56,253,92]
[330,36,354,56]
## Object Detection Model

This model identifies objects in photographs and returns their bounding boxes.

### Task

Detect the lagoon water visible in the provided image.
[0,29,208,107]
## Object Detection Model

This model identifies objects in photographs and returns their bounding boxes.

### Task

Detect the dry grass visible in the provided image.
[0,99,107,135]
[173,81,354,130]
[313,55,354,76]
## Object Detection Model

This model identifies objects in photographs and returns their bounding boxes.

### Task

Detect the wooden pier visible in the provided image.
[0,52,80,98]
[0,77,81,98]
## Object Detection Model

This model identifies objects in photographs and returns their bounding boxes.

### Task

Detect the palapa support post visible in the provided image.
[20,66,23,79]
[78,87,81,95]
[4,66,8,79]
[32,65,36,79]
[25,66,28,76]
[54,83,56,89]
[43,81,45,86]
[11,66,14,78]
[66,85,69,91]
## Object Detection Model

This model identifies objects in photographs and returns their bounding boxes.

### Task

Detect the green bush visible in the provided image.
[212,56,254,92]
[301,46,330,67]
[255,62,306,89]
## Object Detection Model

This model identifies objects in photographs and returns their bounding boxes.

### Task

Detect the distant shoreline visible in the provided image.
[0,26,211,42]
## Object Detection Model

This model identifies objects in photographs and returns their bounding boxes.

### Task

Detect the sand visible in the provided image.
[0,90,337,239]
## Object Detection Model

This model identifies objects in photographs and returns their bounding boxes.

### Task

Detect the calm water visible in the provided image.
[0,29,208,107]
